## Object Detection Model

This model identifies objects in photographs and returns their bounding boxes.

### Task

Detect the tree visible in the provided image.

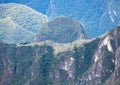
[39,45,54,85]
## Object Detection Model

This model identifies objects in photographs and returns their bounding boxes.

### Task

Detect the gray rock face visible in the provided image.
[36,16,87,43]
[0,26,120,85]
[82,26,120,85]
[0,3,48,43]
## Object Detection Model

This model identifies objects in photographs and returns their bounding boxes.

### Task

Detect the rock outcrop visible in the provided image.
[0,26,120,85]
[36,16,87,43]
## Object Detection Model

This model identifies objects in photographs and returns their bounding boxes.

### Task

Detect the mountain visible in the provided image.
[36,16,87,43]
[1,1,120,38]
[0,3,48,43]
[47,0,120,38]
[0,17,35,43]
[0,0,50,14]
[0,26,120,85]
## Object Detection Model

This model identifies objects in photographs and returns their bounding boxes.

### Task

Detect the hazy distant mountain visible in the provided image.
[1,0,120,38]
[36,16,87,43]
[0,17,35,43]
[0,26,120,85]
[47,0,120,37]
[0,0,50,14]
[0,3,48,43]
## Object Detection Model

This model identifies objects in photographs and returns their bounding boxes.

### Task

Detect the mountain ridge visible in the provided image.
[1,1,120,38]
[0,3,48,43]
[0,26,120,85]
[36,16,87,43]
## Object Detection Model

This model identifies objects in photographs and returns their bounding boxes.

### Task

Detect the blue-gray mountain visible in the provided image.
[47,0,120,37]
[36,16,87,43]
[0,3,87,43]
[1,0,120,38]
[0,3,48,43]
[0,0,50,14]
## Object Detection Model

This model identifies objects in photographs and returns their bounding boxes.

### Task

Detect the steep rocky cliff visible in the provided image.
[0,26,120,85]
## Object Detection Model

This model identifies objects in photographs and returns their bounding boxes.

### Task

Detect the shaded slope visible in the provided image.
[36,16,87,43]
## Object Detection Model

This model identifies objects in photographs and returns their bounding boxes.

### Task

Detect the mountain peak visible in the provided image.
[36,16,87,43]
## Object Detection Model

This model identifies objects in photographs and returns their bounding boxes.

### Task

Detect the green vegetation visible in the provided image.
[37,16,87,43]
[0,3,48,43]
[0,26,120,85]
[101,47,115,84]
[83,38,100,70]
[39,45,54,85]
[73,46,84,79]
[0,42,55,85]
[73,38,100,79]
